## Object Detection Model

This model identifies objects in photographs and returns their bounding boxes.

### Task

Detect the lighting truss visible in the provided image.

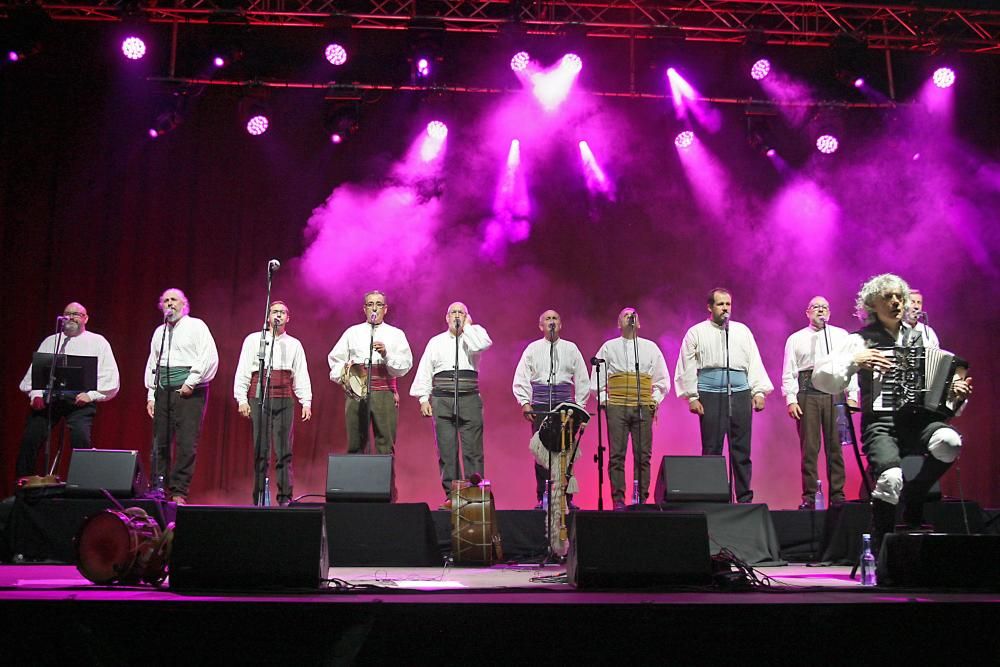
[7,1,999,54]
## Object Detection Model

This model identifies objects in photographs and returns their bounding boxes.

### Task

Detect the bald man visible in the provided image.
[410,302,492,510]
[781,296,857,509]
[16,302,120,478]
[512,310,590,508]
[144,288,219,504]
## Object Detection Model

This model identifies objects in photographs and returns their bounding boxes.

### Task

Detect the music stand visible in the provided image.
[30,352,99,475]
[31,353,98,399]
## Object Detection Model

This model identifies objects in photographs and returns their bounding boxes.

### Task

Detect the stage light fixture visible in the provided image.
[323,97,361,144]
[510,51,531,73]
[4,3,53,62]
[427,120,449,140]
[325,43,348,66]
[561,53,583,74]
[246,114,269,136]
[674,130,695,149]
[815,134,839,154]
[932,67,956,88]
[750,58,771,81]
[121,35,147,60]
[148,111,181,139]
[409,17,445,85]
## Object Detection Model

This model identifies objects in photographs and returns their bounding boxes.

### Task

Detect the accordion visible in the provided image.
[874,346,967,416]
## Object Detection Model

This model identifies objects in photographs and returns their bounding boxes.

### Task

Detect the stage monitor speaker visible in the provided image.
[170,506,328,591]
[566,511,712,588]
[65,449,144,497]
[653,455,730,503]
[878,533,1000,589]
[325,503,441,566]
[326,454,392,502]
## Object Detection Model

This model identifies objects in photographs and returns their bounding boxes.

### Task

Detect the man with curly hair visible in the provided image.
[813,274,972,557]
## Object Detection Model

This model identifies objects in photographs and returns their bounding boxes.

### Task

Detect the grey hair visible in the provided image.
[855,273,910,323]
[159,288,191,316]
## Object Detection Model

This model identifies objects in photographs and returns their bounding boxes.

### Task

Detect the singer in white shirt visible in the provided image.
[143,288,219,504]
[906,288,941,348]
[675,288,773,503]
[410,302,492,509]
[328,290,413,459]
[591,308,670,510]
[512,309,590,507]
[235,301,312,506]
[16,302,120,478]
[781,296,859,509]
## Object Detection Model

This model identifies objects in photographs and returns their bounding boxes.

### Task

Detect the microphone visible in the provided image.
[721,312,730,330]
[369,311,378,325]
[818,315,829,325]
[917,311,929,324]
[548,322,556,332]
[268,259,281,272]
[454,317,462,330]
[627,312,636,323]
[591,357,605,365]
[56,315,70,321]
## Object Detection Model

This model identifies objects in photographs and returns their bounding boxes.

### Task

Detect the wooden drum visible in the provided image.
[450,480,503,565]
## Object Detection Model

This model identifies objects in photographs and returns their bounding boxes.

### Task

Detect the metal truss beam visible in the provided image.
[7,1,1000,54]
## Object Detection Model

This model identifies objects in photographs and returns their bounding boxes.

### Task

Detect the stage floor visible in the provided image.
[1,562,996,602]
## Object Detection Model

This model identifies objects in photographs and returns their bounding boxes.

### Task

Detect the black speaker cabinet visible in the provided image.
[326,454,393,502]
[566,511,712,588]
[65,449,144,497]
[325,503,442,566]
[170,506,328,591]
[653,455,730,503]
[878,533,1000,589]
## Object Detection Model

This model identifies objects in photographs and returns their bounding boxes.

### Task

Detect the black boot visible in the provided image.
[870,499,897,559]
[900,456,952,528]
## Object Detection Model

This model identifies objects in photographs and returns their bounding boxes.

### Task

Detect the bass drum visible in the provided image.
[75,507,172,586]
[450,481,503,564]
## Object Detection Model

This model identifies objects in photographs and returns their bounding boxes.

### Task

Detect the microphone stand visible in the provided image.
[42,318,65,477]
[253,264,276,506]
[723,318,735,503]
[452,319,461,485]
[592,358,607,511]
[629,319,643,504]
[147,313,170,499]
[364,317,376,454]
[544,332,556,553]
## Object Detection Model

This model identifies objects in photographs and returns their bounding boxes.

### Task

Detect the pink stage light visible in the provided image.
[246,114,270,136]
[325,43,348,66]
[8,51,20,62]
[507,139,521,168]
[560,53,583,74]
[426,120,448,140]
[330,133,344,144]
[765,148,777,158]
[213,56,226,68]
[674,130,695,149]
[121,36,147,60]
[815,134,839,154]
[932,67,955,88]
[750,59,771,81]
[510,51,530,73]
[853,77,865,88]
[148,128,159,139]
[416,57,431,78]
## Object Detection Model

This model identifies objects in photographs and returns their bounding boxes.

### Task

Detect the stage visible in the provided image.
[2,496,999,664]
[1,561,998,664]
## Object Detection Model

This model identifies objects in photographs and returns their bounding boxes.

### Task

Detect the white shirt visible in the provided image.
[327,322,413,383]
[781,324,859,405]
[590,336,670,405]
[20,330,120,402]
[674,320,773,401]
[913,322,940,348]
[512,338,591,406]
[234,330,312,407]
[144,315,219,401]
[410,325,493,404]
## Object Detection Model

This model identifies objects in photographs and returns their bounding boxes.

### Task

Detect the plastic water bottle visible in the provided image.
[263,475,272,507]
[815,480,826,510]
[541,483,549,511]
[836,404,851,445]
[860,533,877,586]
[632,479,640,506]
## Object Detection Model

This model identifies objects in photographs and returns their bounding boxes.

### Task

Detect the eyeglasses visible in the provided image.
[63,312,86,318]
[808,305,829,311]
[365,302,386,309]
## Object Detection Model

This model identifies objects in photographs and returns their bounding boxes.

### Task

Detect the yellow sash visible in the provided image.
[607,372,654,407]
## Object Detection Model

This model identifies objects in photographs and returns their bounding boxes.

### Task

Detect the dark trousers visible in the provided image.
[152,385,208,499]
[250,396,295,503]
[864,415,955,526]
[796,391,846,502]
[699,389,753,503]
[430,393,484,497]
[345,390,398,455]
[606,404,653,504]
[16,402,97,477]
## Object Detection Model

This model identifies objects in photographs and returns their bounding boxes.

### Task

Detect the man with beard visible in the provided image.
[16,302,120,478]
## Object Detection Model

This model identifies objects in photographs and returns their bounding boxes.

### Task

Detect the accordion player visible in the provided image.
[873,346,970,418]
